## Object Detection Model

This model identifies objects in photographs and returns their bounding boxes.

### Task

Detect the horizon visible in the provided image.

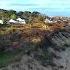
[0,0,70,17]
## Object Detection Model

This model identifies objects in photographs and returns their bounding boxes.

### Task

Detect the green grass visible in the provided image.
[0,49,24,68]
[0,52,14,64]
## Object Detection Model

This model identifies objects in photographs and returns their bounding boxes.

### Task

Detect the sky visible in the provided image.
[0,0,70,16]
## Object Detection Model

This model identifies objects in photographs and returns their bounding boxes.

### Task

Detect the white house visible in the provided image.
[16,18,26,24]
[8,18,26,24]
[0,20,3,24]
[9,19,17,23]
[44,18,53,23]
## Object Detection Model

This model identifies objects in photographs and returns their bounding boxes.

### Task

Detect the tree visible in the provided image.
[8,10,16,16]
[22,11,31,18]
[10,14,16,19]
[32,11,40,17]
[17,11,23,18]
[22,11,32,23]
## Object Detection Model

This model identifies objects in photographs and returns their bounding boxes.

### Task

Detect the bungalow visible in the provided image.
[44,18,53,23]
[0,20,3,24]
[9,19,17,24]
[8,18,26,24]
[16,18,26,24]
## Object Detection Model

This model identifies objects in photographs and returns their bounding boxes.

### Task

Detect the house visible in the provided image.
[0,20,3,24]
[16,18,26,24]
[8,18,26,24]
[44,18,53,23]
[9,19,17,24]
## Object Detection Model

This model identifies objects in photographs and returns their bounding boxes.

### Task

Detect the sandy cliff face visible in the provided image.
[1,48,70,70]
[0,24,70,70]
